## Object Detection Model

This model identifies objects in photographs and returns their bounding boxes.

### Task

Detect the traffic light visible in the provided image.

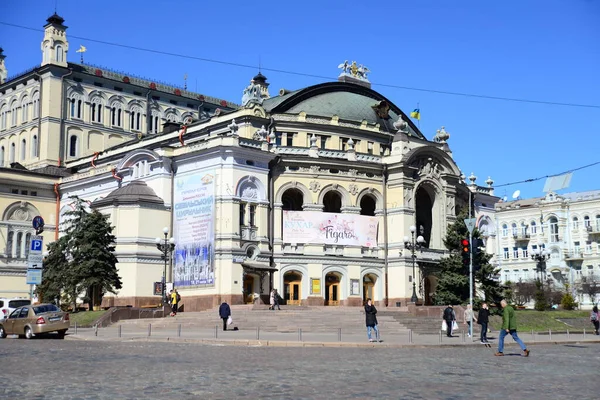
[472,238,485,272]
[460,238,470,268]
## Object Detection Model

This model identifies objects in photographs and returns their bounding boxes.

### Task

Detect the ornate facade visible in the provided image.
[1,16,498,308]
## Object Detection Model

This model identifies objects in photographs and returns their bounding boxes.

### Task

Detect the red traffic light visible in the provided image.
[461,239,470,253]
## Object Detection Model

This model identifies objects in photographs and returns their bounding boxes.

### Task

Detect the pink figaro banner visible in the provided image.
[283,211,379,247]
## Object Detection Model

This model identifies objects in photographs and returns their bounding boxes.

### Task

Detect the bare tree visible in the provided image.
[579,274,600,306]
[513,280,537,306]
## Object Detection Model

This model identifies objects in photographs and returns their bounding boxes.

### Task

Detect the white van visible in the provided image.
[0,298,31,322]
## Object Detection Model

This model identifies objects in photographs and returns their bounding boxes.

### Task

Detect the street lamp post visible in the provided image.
[404,225,426,304]
[531,246,549,291]
[155,227,175,306]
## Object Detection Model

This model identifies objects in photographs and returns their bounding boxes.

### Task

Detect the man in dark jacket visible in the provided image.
[219,302,231,331]
[443,305,455,337]
[477,302,490,344]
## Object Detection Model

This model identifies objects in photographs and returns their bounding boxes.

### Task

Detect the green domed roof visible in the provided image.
[262,82,424,138]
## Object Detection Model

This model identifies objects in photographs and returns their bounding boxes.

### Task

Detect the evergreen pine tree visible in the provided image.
[434,210,502,305]
[37,196,122,310]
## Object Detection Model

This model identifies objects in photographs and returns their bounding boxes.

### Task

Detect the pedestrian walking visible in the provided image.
[269,290,275,311]
[495,299,530,357]
[590,305,599,335]
[219,301,231,331]
[464,304,477,338]
[364,298,380,342]
[273,289,281,310]
[442,305,456,337]
[477,302,490,344]
[170,289,180,316]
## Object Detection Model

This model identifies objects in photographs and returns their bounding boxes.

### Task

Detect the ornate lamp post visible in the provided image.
[531,246,549,290]
[404,225,426,304]
[155,227,175,306]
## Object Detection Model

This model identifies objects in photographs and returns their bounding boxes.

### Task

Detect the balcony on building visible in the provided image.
[565,251,584,261]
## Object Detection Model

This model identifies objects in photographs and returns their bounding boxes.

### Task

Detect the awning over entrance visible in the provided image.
[241,262,278,272]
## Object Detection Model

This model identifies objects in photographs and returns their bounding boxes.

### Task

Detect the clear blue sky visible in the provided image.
[1,0,599,200]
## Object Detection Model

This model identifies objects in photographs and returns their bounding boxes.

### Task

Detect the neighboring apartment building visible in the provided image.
[0,13,235,297]
[495,190,600,308]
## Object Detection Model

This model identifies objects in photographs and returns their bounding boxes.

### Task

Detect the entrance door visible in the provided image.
[243,275,255,304]
[363,282,374,303]
[285,281,301,305]
[325,283,340,306]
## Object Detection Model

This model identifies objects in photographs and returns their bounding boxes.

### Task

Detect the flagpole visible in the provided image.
[417,102,420,130]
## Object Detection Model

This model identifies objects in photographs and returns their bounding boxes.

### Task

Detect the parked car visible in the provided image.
[0,297,31,322]
[0,304,70,339]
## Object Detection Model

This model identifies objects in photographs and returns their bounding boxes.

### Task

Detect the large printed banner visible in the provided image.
[173,172,215,287]
[283,211,379,247]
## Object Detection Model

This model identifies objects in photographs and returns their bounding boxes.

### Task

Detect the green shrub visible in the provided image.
[560,292,578,310]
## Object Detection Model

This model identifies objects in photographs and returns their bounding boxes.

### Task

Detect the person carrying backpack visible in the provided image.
[590,306,599,335]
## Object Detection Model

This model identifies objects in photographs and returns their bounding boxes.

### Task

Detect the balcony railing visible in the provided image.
[586,224,600,234]
[565,251,584,261]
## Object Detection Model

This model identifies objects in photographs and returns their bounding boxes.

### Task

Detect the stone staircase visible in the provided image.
[118,305,412,335]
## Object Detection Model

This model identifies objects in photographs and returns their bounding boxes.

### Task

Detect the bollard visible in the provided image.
[439,330,442,343]
[215,325,218,338]
[118,325,121,338]
[531,329,534,342]
[549,329,552,341]
[462,330,465,343]
[567,329,569,340]
[94,324,98,337]
[298,328,302,342]
[74,321,78,335]
[177,324,181,338]
[256,327,260,340]
[338,328,341,342]
[584,328,586,339]
[409,329,413,344]
[148,323,152,337]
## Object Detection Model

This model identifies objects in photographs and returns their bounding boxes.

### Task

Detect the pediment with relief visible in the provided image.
[3,201,39,222]
[410,157,445,180]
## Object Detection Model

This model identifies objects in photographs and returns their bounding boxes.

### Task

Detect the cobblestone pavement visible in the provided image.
[0,339,597,399]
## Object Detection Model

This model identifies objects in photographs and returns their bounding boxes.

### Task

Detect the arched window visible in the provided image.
[70,94,83,119]
[501,224,508,237]
[56,45,64,63]
[360,195,376,216]
[9,142,15,163]
[596,215,600,231]
[130,106,142,131]
[20,139,26,160]
[69,135,78,157]
[584,215,591,228]
[110,102,122,127]
[31,135,38,158]
[149,109,160,133]
[0,105,7,129]
[282,189,304,211]
[21,97,29,122]
[32,92,40,118]
[520,222,527,236]
[323,191,342,213]
[91,98,103,123]
[511,223,518,237]
[44,44,50,63]
[572,216,579,229]
[0,145,4,166]
[10,101,18,126]
[549,217,559,243]
[530,221,537,234]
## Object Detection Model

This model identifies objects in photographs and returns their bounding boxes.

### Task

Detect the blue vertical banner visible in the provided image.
[173,171,215,287]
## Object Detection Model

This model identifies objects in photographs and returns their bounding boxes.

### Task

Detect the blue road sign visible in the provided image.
[32,215,45,230]
[31,239,43,252]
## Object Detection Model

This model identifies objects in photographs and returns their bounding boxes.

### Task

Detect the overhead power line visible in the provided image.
[2,21,600,110]
[494,160,600,188]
